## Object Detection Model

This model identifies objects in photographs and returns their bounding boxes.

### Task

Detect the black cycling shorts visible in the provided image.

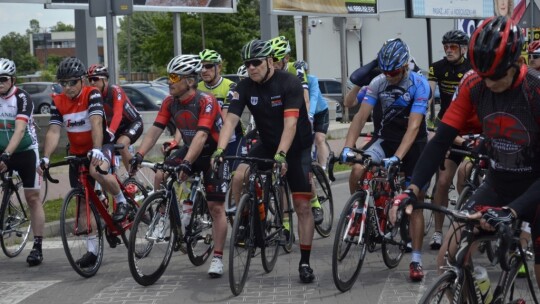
[313,109,329,134]
[116,119,143,145]
[8,148,40,189]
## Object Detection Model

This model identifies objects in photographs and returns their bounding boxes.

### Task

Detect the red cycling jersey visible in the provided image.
[101,84,141,134]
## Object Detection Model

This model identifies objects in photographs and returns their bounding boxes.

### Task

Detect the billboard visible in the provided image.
[271,0,378,17]
[45,0,237,13]
[405,0,494,19]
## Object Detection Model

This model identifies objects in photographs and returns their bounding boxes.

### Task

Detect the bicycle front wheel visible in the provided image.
[127,191,176,286]
[418,271,469,304]
[229,193,253,296]
[332,191,368,292]
[312,163,334,238]
[381,204,407,269]
[121,178,148,248]
[0,178,31,257]
[186,192,213,266]
[281,182,295,253]
[261,186,280,273]
[60,189,104,278]
[501,255,539,304]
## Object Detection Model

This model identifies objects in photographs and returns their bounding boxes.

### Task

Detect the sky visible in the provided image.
[0,3,107,37]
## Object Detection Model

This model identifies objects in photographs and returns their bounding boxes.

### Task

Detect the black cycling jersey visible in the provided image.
[428,57,471,119]
[228,69,312,153]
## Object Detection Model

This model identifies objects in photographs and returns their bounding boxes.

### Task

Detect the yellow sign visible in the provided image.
[272,0,377,16]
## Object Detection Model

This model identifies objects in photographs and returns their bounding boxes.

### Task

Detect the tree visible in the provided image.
[0,32,39,75]
[50,22,75,32]
[27,19,41,36]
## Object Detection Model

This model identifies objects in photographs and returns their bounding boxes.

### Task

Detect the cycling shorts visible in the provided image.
[8,148,40,189]
[313,109,329,134]
[116,118,143,145]
[68,144,115,188]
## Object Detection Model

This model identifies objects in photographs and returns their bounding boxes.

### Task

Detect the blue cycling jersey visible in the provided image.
[307,74,328,117]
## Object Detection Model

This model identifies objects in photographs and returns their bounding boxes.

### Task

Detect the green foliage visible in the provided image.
[27,19,41,35]
[50,21,75,32]
[0,32,39,75]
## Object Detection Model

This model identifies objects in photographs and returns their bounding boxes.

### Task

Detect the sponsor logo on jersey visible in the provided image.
[90,92,101,100]
[271,97,282,107]
[66,119,86,127]
[205,103,213,113]
[117,93,122,100]
[250,96,258,105]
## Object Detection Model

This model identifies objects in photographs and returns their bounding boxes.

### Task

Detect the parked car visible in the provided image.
[17,82,62,115]
[153,76,168,86]
[318,78,357,121]
[120,82,175,135]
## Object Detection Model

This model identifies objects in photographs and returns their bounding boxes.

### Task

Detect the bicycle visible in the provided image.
[127,161,214,286]
[226,155,293,296]
[410,202,539,304]
[311,142,334,238]
[331,148,407,292]
[43,149,148,278]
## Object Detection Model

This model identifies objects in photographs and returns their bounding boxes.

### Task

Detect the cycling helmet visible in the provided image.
[241,39,273,61]
[469,16,523,79]
[56,57,86,80]
[377,38,410,72]
[237,65,248,77]
[442,30,469,45]
[199,49,222,63]
[87,64,109,78]
[269,36,291,60]
[167,54,202,75]
[0,58,16,76]
[294,60,309,71]
[528,40,540,54]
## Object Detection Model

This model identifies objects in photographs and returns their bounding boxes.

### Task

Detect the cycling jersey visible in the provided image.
[307,74,328,117]
[154,90,222,156]
[0,86,38,152]
[287,62,308,90]
[101,84,141,134]
[428,57,472,119]
[50,86,113,155]
[228,69,312,153]
[364,71,430,142]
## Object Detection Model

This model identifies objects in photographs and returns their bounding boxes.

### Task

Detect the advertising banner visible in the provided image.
[271,0,378,17]
[46,0,236,13]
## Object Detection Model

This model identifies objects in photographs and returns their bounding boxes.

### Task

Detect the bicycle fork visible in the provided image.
[343,192,370,245]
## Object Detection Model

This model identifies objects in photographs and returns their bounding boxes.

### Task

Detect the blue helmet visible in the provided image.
[377,38,409,72]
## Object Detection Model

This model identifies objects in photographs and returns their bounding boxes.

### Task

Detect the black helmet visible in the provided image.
[442,30,469,45]
[56,57,86,80]
[87,64,109,78]
[469,16,523,79]
[241,39,273,61]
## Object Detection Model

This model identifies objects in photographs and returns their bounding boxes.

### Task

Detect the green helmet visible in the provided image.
[269,36,291,60]
[199,49,222,63]
[241,39,273,61]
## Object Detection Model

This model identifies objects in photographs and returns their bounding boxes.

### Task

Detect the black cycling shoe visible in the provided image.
[312,207,324,225]
[112,203,130,222]
[26,249,43,266]
[76,252,98,268]
[299,264,315,283]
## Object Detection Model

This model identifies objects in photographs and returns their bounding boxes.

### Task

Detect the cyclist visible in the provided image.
[212,39,315,283]
[340,38,430,281]
[39,57,129,268]
[426,30,472,250]
[0,58,44,266]
[390,16,540,289]
[129,54,227,278]
[87,64,143,171]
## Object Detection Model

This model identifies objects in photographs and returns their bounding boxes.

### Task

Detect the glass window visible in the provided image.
[325,81,342,94]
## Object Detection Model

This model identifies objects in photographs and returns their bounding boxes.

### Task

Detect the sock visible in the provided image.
[87,235,98,255]
[213,250,223,259]
[283,217,290,231]
[412,250,422,265]
[114,191,126,204]
[300,244,312,265]
[33,236,43,252]
[310,196,321,208]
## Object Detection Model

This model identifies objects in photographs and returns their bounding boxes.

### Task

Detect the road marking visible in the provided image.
[0,281,59,304]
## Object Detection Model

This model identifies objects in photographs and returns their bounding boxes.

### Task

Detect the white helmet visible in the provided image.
[167,55,202,75]
[237,65,248,77]
[0,58,16,76]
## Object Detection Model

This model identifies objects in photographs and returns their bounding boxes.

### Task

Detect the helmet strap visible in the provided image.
[260,59,272,83]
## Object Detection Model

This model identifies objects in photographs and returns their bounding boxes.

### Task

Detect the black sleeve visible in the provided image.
[508,179,540,219]
[349,59,378,86]
[410,122,459,189]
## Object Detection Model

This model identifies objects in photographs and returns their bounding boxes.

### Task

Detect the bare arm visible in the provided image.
[428,80,437,112]
[90,115,104,149]
[42,124,62,159]
[137,125,164,156]
[343,102,374,148]
[344,85,361,108]
[217,113,240,150]
[277,116,297,154]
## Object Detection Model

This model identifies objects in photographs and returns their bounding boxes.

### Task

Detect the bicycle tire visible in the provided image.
[186,191,213,266]
[501,255,539,304]
[225,187,235,228]
[332,191,368,292]
[261,186,280,273]
[381,203,406,269]
[127,191,176,286]
[60,188,104,278]
[418,271,473,303]
[424,210,434,237]
[229,193,253,296]
[455,185,473,211]
[0,176,31,257]
[281,182,295,253]
[120,178,148,248]
[312,163,334,238]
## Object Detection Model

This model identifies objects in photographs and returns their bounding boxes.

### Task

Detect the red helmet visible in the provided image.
[469,16,523,79]
[87,64,109,78]
[529,40,540,54]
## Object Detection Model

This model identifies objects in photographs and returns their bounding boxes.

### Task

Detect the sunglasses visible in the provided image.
[202,63,215,70]
[0,76,11,83]
[443,44,460,51]
[88,76,104,83]
[529,54,540,60]
[168,73,186,84]
[59,79,80,87]
[382,69,402,77]
[244,59,264,68]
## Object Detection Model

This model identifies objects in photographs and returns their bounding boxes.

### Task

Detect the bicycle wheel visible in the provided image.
[418,271,472,304]
[501,255,539,304]
[381,203,407,269]
[281,182,295,253]
[60,189,104,278]
[455,185,473,211]
[186,192,214,266]
[225,187,235,228]
[127,191,176,286]
[332,191,368,292]
[0,176,31,257]
[229,193,253,296]
[261,186,280,273]
[312,163,334,238]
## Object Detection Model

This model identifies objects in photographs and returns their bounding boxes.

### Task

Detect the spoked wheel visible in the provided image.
[60,189,104,278]
[186,193,213,266]
[312,163,334,238]
[332,191,368,292]
[0,175,31,257]
[281,182,295,253]
[261,187,280,273]
[455,185,473,211]
[418,271,471,304]
[229,193,253,296]
[127,191,176,286]
[381,202,407,269]
[502,255,539,304]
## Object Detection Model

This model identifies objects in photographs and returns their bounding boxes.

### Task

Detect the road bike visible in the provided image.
[311,142,334,238]
[332,148,407,292]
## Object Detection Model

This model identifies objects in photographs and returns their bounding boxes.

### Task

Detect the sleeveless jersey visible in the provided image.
[102,84,141,134]
[0,87,38,152]
[428,57,471,119]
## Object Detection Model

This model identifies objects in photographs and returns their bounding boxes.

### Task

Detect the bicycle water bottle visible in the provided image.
[473,266,493,304]
[181,200,193,230]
